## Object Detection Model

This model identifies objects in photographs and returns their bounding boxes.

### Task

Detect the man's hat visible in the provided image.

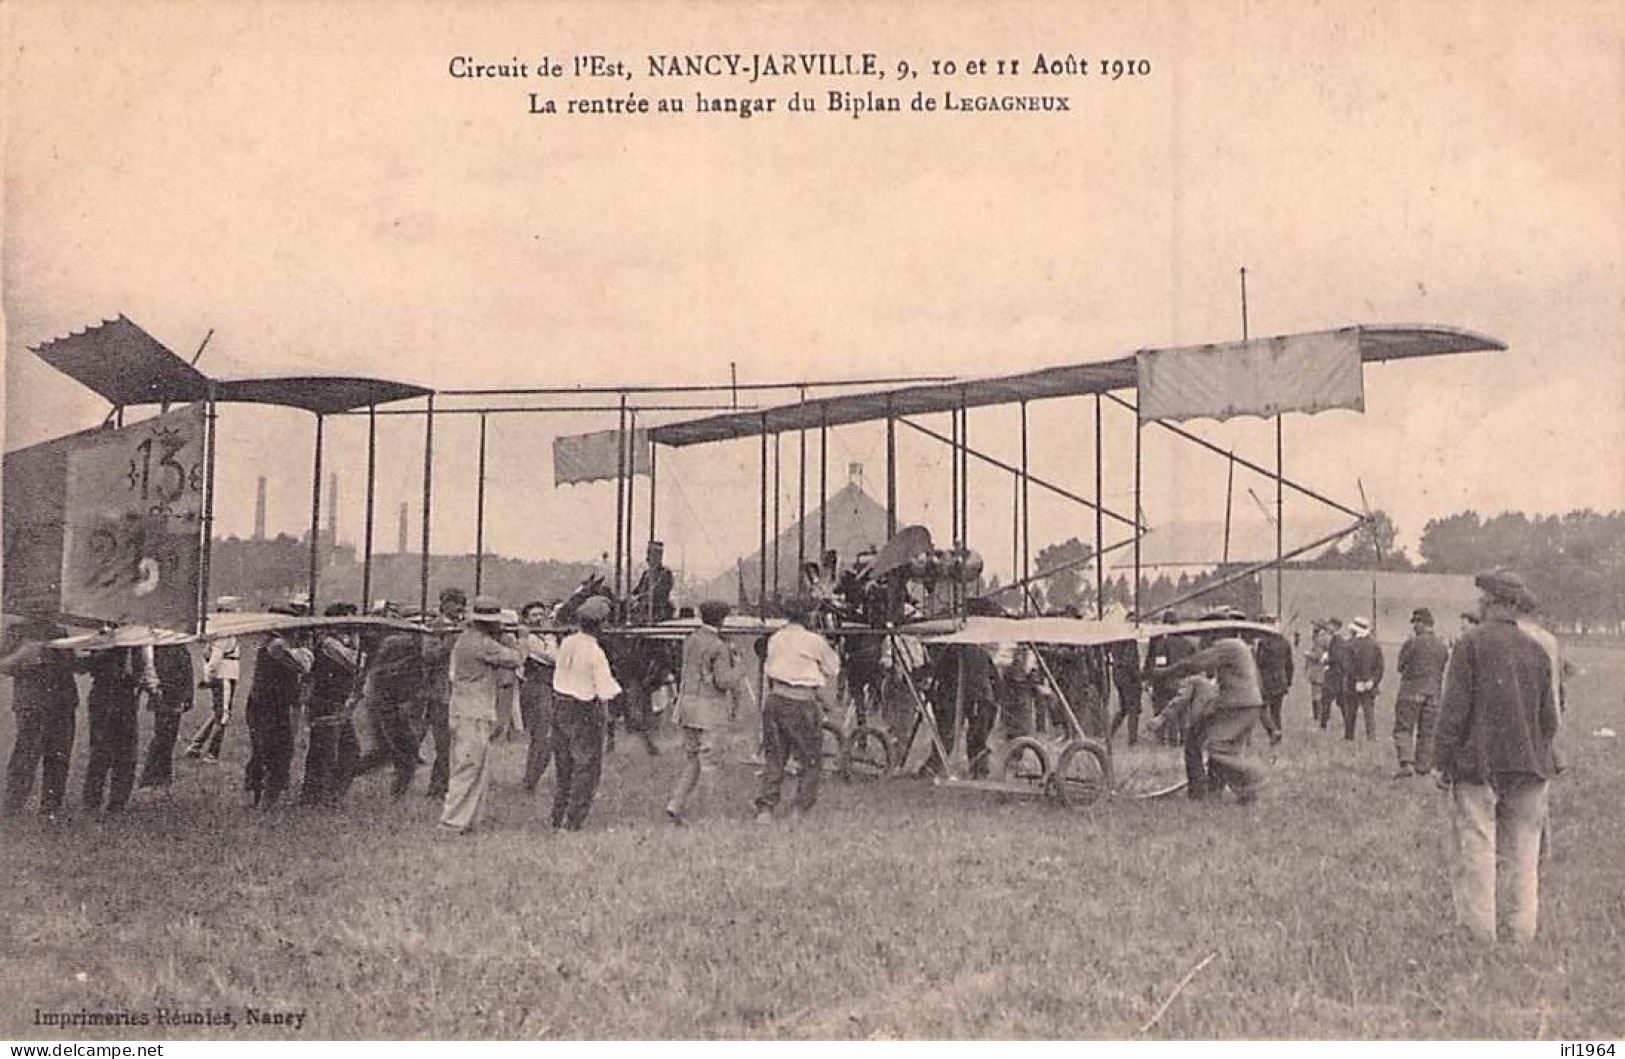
[470,595,505,623]
[576,596,611,623]
[440,587,469,605]
[1410,607,1434,625]
[1350,616,1371,634]
[1474,568,1534,611]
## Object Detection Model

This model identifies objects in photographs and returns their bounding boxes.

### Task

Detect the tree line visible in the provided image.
[996,508,1625,634]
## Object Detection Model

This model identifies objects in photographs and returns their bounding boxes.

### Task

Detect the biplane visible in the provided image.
[6,312,1507,808]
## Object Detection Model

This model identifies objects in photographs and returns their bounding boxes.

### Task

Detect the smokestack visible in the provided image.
[397,502,409,554]
[254,477,267,540]
[327,473,338,546]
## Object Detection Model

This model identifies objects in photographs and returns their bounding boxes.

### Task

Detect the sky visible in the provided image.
[4,0,1622,587]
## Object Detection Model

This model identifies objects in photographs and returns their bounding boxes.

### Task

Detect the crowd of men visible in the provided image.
[1,559,1566,943]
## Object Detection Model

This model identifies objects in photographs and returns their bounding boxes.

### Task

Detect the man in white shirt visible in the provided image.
[753,596,840,823]
[550,595,622,830]
[187,599,242,761]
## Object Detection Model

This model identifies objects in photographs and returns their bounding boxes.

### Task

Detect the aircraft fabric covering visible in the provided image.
[552,428,651,485]
[3,432,73,617]
[60,404,206,628]
[1136,329,1365,422]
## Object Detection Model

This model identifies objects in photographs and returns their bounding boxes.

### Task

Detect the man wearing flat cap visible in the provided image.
[665,600,746,824]
[1392,607,1450,779]
[1432,569,1558,943]
[754,595,840,821]
[438,596,523,834]
[550,595,622,830]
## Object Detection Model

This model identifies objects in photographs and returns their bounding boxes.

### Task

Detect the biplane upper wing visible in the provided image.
[647,325,1504,448]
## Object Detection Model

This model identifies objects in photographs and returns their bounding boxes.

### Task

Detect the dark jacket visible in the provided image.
[1396,629,1450,700]
[933,645,998,706]
[1253,633,1295,699]
[0,637,78,713]
[153,645,195,713]
[1109,641,1142,693]
[367,632,426,705]
[1344,636,1384,695]
[307,635,359,718]
[247,637,311,714]
[83,649,151,712]
[1325,633,1351,692]
[1144,633,1197,705]
[1432,616,1557,784]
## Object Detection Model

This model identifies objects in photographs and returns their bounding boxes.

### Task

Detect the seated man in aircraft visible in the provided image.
[629,540,675,623]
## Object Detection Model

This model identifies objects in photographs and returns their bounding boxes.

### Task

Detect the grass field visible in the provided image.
[2,642,1622,1040]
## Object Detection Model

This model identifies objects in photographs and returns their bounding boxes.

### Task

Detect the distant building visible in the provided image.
[695,475,896,607]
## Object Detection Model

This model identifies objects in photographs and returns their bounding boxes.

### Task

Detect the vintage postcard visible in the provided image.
[2,0,1620,1044]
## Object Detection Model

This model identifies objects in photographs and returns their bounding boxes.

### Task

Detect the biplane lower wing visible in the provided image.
[921,616,1281,648]
[47,613,429,650]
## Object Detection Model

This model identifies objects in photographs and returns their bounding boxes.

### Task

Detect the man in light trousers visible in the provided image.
[1432,569,1558,943]
[438,596,523,834]
[665,600,746,824]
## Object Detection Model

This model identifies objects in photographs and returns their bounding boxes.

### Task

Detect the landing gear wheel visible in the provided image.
[1108,740,1190,800]
[841,724,895,781]
[997,736,1052,791]
[1050,738,1111,808]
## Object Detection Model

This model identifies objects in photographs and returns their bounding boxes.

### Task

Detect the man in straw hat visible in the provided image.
[437,596,523,834]
[1432,569,1558,943]
[1340,616,1384,742]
